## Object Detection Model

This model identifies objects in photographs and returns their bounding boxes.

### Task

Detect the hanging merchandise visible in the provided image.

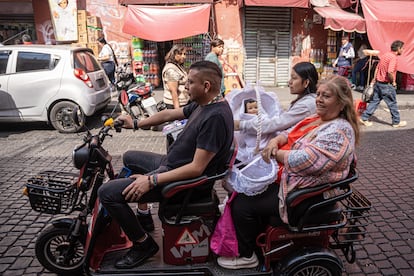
[130,37,160,88]
[173,34,211,70]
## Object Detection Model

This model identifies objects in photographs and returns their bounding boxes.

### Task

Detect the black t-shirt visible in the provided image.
[163,101,234,176]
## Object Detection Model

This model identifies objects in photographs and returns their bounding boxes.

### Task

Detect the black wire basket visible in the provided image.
[336,187,372,244]
[25,170,78,215]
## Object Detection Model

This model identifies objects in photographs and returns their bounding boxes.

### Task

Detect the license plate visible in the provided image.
[96,78,105,88]
[142,97,157,108]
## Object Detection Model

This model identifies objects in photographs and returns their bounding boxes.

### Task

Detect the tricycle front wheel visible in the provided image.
[35,225,85,275]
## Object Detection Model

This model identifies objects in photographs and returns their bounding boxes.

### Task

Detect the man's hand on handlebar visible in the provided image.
[115,114,134,129]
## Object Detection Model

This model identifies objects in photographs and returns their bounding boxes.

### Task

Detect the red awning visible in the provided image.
[362,0,414,74]
[244,0,309,8]
[119,0,212,4]
[122,4,211,42]
[313,4,365,33]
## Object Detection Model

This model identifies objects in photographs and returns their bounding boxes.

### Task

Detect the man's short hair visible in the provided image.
[22,34,31,43]
[391,40,404,52]
[190,60,222,80]
[210,38,224,48]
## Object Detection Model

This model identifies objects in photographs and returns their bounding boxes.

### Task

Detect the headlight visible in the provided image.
[72,144,90,169]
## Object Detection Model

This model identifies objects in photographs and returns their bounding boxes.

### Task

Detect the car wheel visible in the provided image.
[50,101,84,133]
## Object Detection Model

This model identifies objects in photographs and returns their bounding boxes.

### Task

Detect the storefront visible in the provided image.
[243,6,292,87]
[0,1,36,44]
[119,2,213,87]
[310,0,367,79]
[361,0,414,90]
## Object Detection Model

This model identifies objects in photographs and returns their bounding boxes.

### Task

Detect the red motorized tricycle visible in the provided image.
[23,113,371,276]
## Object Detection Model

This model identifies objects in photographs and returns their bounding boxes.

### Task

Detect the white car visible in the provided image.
[0,44,111,133]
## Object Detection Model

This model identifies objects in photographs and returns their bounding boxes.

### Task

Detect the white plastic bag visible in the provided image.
[227,156,278,196]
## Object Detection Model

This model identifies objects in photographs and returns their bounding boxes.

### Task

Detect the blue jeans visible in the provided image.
[352,57,368,86]
[361,82,400,125]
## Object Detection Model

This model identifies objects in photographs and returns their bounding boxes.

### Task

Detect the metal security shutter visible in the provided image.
[244,7,291,87]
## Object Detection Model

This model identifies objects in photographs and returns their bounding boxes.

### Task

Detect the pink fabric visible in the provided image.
[314,5,365,33]
[210,192,239,257]
[119,0,212,3]
[361,0,414,74]
[122,4,211,42]
[244,0,309,8]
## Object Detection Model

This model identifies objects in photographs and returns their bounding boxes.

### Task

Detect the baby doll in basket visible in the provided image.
[232,88,282,163]
[218,87,282,211]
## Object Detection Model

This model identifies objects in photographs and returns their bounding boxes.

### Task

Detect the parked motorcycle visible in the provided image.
[23,110,371,276]
[119,83,158,118]
[115,62,166,131]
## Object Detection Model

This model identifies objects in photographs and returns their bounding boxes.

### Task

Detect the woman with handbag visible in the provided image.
[217,75,360,270]
[162,45,189,109]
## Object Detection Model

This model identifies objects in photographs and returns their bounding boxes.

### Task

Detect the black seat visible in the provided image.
[158,139,238,225]
[286,166,357,232]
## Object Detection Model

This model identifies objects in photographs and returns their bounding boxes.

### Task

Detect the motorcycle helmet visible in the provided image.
[72,144,90,169]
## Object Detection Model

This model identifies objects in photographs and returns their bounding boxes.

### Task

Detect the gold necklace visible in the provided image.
[207,94,223,105]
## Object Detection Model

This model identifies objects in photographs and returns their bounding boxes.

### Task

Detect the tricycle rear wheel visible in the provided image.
[284,260,342,276]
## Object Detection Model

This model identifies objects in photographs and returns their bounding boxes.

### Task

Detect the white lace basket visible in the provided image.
[227,156,278,196]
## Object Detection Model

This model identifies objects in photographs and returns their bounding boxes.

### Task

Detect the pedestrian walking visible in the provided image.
[161,45,189,109]
[359,40,407,128]
[205,38,226,96]
[97,36,118,85]
[351,43,369,91]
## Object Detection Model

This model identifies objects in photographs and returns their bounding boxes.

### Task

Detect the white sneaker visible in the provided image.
[392,121,407,128]
[217,253,259,269]
[218,195,229,214]
[359,118,373,127]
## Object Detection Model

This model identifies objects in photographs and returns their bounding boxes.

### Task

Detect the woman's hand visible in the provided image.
[262,138,279,163]
[234,120,240,131]
[122,174,151,201]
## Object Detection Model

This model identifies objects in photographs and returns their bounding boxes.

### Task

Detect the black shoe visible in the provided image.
[136,211,155,232]
[115,235,159,269]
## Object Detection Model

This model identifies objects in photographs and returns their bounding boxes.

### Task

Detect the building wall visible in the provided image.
[31,1,332,86]
[291,8,328,66]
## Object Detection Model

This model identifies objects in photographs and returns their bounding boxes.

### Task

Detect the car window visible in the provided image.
[74,51,101,73]
[16,51,53,72]
[0,50,10,74]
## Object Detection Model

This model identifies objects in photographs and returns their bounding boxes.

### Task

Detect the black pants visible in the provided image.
[232,184,280,257]
[98,151,166,241]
